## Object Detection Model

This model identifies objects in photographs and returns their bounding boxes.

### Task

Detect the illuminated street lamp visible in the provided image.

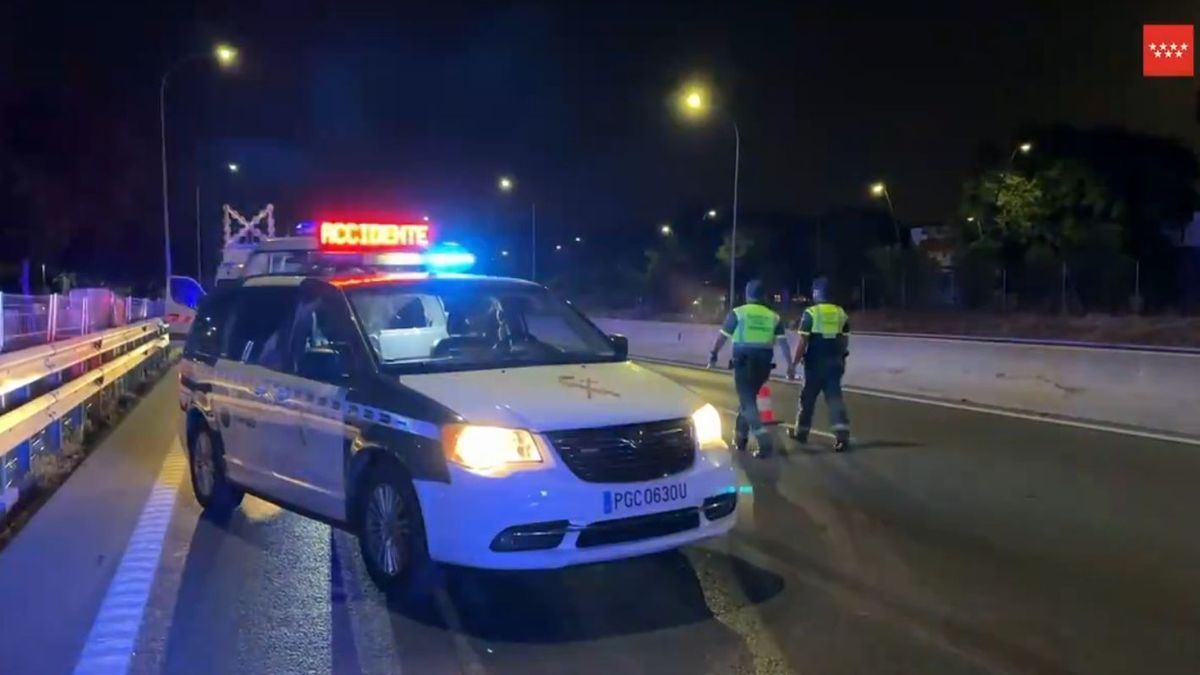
[227,163,239,173]
[497,176,536,281]
[161,43,239,297]
[1009,141,1034,165]
[660,224,673,236]
[501,250,509,257]
[706,209,718,219]
[555,244,563,251]
[676,81,740,309]
[869,181,900,244]
[574,236,582,243]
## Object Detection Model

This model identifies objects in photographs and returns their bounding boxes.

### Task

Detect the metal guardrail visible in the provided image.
[0,289,164,355]
[0,320,169,519]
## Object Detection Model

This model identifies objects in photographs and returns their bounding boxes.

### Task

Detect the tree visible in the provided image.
[715,230,752,269]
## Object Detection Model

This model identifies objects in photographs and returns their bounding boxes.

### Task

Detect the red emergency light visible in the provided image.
[317,221,432,252]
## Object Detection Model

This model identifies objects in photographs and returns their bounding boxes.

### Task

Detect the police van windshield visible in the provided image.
[344,279,618,372]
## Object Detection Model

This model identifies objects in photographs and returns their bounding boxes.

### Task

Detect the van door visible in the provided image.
[215,285,300,494]
[270,284,362,521]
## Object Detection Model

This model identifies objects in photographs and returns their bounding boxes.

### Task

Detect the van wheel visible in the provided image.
[189,426,243,519]
[358,461,433,596]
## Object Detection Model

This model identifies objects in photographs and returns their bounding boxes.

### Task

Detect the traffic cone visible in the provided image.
[757,385,777,425]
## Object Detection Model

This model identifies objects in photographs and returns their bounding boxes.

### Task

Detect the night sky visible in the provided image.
[3,0,1199,281]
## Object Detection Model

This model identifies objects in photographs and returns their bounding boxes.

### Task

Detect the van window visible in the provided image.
[186,292,235,359]
[222,287,300,364]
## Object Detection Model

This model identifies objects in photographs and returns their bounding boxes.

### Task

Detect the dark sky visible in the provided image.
[4,0,1199,270]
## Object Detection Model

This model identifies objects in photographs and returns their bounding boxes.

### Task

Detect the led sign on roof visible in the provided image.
[318,221,431,252]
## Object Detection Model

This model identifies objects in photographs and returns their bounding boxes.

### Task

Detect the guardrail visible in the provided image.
[0,289,164,354]
[0,319,170,519]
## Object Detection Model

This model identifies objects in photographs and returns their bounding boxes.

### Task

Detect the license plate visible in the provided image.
[602,481,688,515]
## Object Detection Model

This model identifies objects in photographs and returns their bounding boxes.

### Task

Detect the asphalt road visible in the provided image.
[1,362,1199,674]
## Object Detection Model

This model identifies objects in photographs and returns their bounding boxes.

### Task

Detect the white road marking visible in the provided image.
[641,356,1200,447]
[431,585,488,675]
[73,450,187,675]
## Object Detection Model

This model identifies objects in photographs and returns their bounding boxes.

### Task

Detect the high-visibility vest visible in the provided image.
[803,303,848,338]
[731,303,780,346]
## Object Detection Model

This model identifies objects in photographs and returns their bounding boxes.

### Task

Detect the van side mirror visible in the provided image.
[298,347,349,384]
[609,334,629,360]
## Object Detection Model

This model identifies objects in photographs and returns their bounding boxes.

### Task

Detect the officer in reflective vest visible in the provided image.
[788,277,851,451]
[708,279,792,458]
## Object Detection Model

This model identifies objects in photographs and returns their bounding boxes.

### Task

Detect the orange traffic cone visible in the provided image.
[757,385,777,425]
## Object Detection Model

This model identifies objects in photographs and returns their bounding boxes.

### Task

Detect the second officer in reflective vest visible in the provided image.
[788,277,852,451]
[708,279,792,458]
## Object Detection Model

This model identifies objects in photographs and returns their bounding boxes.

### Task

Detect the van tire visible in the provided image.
[357,460,433,597]
[188,426,244,519]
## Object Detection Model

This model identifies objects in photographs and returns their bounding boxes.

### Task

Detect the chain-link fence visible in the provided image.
[845,257,1192,316]
[0,289,163,354]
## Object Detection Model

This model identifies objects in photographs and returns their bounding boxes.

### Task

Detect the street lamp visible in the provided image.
[555,244,563,251]
[676,81,740,309]
[227,163,239,173]
[869,181,901,244]
[1010,141,1033,163]
[706,209,718,219]
[497,176,536,281]
[161,43,239,297]
[660,224,673,236]
[574,236,582,243]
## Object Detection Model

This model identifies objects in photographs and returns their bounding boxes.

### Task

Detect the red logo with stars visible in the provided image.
[1143,25,1193,77]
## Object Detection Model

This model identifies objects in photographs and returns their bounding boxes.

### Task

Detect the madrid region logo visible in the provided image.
[1143,24,1193,77]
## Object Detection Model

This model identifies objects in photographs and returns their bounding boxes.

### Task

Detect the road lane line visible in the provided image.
[73,450,187,675]
[640,357,1200,447]
[431,584,487,675]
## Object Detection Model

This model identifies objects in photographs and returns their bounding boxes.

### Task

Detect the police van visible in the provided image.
[179,220,737,592]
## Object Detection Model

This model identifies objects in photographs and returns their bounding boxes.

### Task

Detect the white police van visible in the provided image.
[179,220,737,592]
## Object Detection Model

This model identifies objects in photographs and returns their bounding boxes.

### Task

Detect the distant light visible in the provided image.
[214,44,239,67]
[660,224,672,235]
[706,209,717,218]
[1018,142,1033,154]
[227,163,239,173]
[422,215,430,222]
[555,244,563,251]
[966,216,976,222]
[685,92,703,109]
[869,182,886,197]
[498,176,514,192]
[500,250,509,256]
[574,236,582,243]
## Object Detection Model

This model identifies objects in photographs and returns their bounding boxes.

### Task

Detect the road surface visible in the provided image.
[1,362,1198,674]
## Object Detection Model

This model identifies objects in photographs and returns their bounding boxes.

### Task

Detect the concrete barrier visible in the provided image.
[595,318,1200,439]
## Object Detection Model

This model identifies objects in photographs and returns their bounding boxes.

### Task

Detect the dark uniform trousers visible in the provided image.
[733,348,774,446]
[796,357,850,442]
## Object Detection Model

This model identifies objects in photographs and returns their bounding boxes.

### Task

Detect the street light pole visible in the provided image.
[159,45,237,300]
[531,202,537,282]
[729,120,740,310]
[195,182,202,281]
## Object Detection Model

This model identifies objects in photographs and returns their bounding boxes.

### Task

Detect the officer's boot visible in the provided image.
[752,429,775,459]
[788,426,809,444]
[833,430,850,453]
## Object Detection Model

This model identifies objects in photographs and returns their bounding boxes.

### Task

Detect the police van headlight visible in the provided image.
[691,404,723,447]
[443,424,543,473]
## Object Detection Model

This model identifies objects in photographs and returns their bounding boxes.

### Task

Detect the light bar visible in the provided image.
[318,221,431,252]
